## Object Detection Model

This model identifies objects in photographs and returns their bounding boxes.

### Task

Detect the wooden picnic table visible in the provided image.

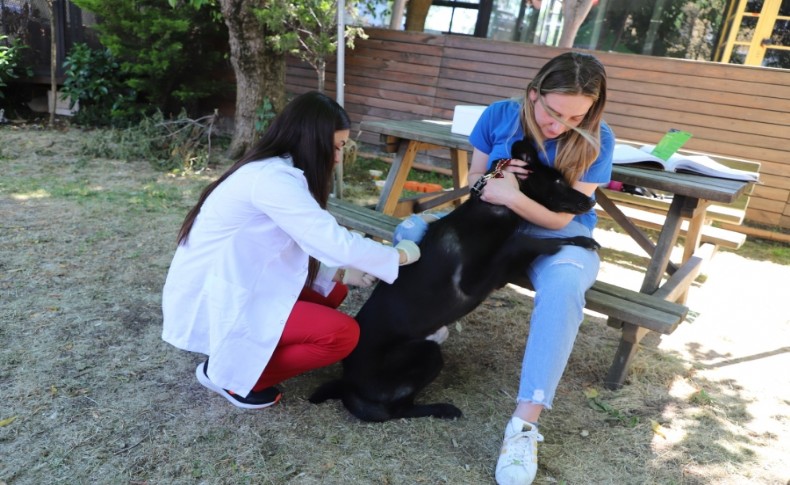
[358,119,752,384]
[338,120,749,389]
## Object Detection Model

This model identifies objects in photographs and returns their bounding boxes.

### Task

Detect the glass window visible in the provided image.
[425,0,481,35]
[737,15,759,42]
[489,0,542,42]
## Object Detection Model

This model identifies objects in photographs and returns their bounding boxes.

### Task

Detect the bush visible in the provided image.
[0,35,32,99]
[70,0,230,121]
[60,43,132,126]
[79,110,229,173]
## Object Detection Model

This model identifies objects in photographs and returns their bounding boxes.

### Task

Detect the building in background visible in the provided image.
[360,0,789,68]
[0,0,97,83]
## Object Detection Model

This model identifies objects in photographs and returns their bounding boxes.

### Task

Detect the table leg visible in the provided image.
[595,188,657,258]
[450,149,469,190]
[682,204,709,263]
[678,202,710,303]
[376,140,419,215]
[640,195,687,294]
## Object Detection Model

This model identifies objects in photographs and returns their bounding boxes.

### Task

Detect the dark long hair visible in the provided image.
[177,91,350,245]
[176,91,350,287]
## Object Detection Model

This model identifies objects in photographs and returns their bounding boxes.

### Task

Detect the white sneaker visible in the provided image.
[425,325,449,344]
[495,416,543,485]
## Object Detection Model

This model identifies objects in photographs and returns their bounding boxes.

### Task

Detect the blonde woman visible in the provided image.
[468,52,614,484]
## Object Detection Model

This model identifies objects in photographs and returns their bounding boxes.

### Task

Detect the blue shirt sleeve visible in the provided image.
[469,99,524,169]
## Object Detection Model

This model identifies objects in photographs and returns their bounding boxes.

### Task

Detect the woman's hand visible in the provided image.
[339,268,378,288]
[395,240,421,265]
[479,171,521,207]
[503,158,531,180]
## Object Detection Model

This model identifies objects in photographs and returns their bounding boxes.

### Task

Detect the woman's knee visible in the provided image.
[532,251,599,294]
[326,314,360,357]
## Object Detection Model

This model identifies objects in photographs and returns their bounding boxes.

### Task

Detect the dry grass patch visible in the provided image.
[1,126,788,484]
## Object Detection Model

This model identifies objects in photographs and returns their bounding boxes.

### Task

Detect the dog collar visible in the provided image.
[470,158,512,198]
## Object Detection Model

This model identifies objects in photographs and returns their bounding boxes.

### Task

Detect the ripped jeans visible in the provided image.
[515,220,600,408]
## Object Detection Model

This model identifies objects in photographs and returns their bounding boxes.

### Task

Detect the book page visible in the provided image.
[612,144,667,170]
[613,144,758,181]
[670,154,759,181]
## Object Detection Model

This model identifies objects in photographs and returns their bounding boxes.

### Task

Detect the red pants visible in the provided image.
[252,283,358,391]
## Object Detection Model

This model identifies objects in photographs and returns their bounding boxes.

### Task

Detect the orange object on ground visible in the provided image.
[403,181,443,193]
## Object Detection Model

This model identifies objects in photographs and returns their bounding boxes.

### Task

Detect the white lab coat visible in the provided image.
[162,157,399,395]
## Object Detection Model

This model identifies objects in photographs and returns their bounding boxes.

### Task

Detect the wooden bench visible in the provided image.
[328,197,689,389]
[596,202,746,249]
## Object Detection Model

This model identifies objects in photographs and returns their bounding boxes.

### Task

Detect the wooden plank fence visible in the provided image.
[286,28,790,231]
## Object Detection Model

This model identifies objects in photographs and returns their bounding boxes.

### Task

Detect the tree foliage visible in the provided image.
[173,0,369,156]
[254,0,367,92]
[0,35,32,99]
[71,0,229,117]
[60,43,131,126]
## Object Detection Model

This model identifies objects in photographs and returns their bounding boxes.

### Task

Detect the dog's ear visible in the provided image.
[511,139,536,166]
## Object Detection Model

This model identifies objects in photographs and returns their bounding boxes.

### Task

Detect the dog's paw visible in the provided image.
[308,379,343,403]
[433,403,463,419]
[410,403,463,419]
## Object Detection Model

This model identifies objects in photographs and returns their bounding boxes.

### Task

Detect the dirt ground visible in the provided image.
[1,126,789,484]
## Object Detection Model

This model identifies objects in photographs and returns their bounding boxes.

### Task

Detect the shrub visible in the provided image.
[70,0,229,120]
[60,43,132,126]
[79,110,228,173]
[0,35,32,99]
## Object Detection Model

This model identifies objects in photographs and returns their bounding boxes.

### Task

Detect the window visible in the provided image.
[425,0,493,36]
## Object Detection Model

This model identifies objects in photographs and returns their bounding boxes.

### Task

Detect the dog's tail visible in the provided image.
[308,379,344,404]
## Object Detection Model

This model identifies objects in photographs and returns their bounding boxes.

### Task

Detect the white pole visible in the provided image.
[334,0,346,198]
[390,0,406,29]
[337,0,345,107]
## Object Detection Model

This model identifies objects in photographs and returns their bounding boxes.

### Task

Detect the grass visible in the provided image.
[2,127,788,484]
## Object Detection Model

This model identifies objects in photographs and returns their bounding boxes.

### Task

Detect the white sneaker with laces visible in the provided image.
[495,416,544,485]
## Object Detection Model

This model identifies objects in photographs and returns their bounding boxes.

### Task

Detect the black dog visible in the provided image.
[310,140,600,422]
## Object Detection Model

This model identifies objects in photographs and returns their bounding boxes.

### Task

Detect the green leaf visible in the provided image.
[0,416,18,427]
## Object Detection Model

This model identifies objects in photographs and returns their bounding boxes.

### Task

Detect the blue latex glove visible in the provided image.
[393,214,429,244]
[393,212,447,244]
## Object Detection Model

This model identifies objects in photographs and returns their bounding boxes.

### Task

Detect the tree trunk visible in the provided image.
[219,0,286,159]
[558,0,595,48]
[404,0,432,32]
[316,58,326,93]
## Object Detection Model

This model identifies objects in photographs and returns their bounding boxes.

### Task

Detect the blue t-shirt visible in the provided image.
[469,98,614,230]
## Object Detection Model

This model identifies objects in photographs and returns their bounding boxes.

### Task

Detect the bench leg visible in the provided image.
[604,322,650,390]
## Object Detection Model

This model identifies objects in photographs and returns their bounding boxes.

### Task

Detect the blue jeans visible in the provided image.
[515,220,599,409]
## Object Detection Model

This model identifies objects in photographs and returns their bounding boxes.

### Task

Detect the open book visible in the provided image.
[612,144,759,182]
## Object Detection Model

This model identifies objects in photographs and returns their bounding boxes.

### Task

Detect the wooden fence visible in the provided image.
[285,28,790,231]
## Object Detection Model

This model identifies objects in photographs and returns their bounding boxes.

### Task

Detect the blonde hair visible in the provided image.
[520,52,607,183]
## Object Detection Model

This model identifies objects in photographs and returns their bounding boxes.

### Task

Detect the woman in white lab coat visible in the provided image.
[162,91,420,409]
